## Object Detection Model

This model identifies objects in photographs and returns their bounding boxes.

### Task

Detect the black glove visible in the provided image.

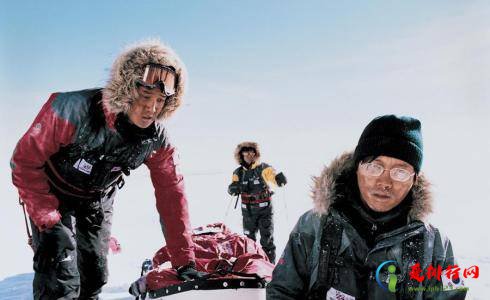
[128,276,147,297]
[275,172,287,187]
[176,262,208,281]
[42,221,76,258]
[228,183,241,196]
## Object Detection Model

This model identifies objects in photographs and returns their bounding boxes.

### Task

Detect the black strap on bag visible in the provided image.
[18,197,34,252]
[148,269,268,298]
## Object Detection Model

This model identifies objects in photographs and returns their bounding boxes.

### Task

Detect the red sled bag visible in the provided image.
[144,223,274,297]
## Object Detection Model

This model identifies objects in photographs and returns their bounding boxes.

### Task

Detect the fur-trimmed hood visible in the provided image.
[102,39,187,122]
[312,152,433,223]
[234,141,261,165]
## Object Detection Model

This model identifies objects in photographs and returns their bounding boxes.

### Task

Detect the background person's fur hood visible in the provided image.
[102,39,187,122]
[311,152,433,223]
[234,141,261,165]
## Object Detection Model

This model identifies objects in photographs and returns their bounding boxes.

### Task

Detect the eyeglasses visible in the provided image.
[359,162,415,182]
[137,64,176,96]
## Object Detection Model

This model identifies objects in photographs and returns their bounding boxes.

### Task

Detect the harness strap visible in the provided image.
[307,215,343,299]
[241,197,271,204]
[241,191,272,204]
[400,227,426,296]
[45,158,123,199]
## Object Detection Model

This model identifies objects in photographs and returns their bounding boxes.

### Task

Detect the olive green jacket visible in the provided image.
[267,152,467,300]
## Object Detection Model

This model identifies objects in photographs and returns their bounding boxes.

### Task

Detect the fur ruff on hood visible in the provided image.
[102,39,187,122]
[311,152,433,223]
[234,142,261,165]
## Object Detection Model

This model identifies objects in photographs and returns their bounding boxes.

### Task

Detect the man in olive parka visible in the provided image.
[267,115,467,299]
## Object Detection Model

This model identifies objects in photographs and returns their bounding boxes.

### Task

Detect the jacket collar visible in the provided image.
[241,161,260,170]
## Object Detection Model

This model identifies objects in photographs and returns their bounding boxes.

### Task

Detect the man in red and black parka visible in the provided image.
[10,40,204,299]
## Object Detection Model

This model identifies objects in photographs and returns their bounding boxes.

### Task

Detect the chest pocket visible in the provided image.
[93,141,154,187]
[239,167,267,194]
[50,135,156,192]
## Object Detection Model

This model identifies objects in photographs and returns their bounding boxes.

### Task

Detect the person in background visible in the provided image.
[228,142,287,264]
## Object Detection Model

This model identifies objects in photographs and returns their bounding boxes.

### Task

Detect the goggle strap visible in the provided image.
[142,65,151,82]
[162,70,169,82]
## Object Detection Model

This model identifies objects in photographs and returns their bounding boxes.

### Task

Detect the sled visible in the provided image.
[147,275,267,299]
[132,223,273,299]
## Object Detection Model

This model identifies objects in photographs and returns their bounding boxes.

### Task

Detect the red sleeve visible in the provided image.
[10,93,76,230]
[145,145,195,267]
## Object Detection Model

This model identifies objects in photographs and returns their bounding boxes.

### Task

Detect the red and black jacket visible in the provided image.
[11,88,195,267]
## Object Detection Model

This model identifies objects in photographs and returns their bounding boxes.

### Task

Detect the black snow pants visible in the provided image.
[30,188,115,300]
[241,201,276,263]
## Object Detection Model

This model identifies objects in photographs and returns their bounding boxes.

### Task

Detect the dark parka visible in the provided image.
[267,152,467,300]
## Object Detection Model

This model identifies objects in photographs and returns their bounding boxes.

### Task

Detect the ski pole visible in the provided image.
[233,194,240,209]
[224,195,235,220]
[282,188,289,223]
[19,197,33,251]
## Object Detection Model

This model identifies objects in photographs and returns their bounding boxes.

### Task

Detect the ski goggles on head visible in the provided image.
[136,63,177,96]
[240,147,256,153]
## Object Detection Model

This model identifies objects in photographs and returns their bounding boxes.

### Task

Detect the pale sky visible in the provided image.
[1,0,489,296]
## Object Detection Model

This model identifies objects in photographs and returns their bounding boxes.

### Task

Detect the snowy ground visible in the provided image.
[0,273,132,300]
[1,255,487,299]
[0,273,265,300]
[458,256,490,300]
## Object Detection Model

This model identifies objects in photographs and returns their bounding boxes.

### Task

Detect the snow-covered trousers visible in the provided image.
[241,201,276,263]
[30,187,116,300]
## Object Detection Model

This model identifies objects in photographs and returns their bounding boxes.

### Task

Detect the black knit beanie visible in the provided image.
[353,115,423,173]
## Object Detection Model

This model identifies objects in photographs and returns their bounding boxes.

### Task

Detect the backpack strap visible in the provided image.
[307,214,343,299]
